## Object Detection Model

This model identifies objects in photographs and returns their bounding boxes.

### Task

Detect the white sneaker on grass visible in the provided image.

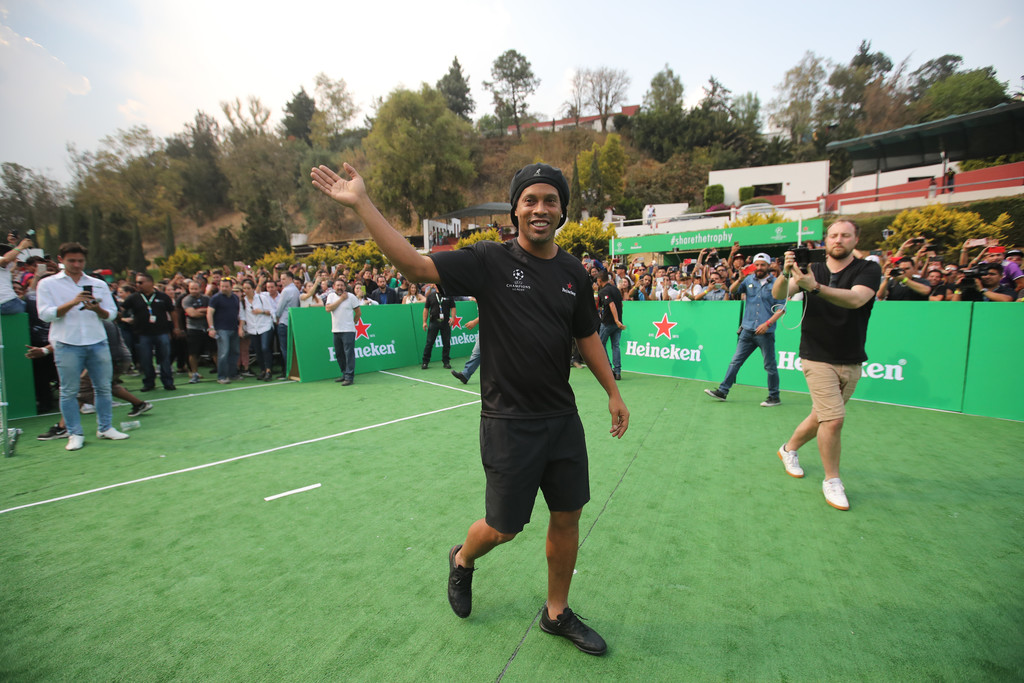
[823,478,850,510]
[66,434,85,451]
[80,403,95,414]
[777,444,804,478]
[97,427,130,440]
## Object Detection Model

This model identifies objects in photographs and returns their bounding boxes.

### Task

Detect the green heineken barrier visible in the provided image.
[611,218,823,255]
[288,302,479,382]
[410,301,479,365]
[962,304,1024,421]
[619,301,742,382]
[1,313,36,419]
[734,301,973,412]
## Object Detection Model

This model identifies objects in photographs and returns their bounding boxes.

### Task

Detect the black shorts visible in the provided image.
[186,329,208,357]
[479,413,590,535]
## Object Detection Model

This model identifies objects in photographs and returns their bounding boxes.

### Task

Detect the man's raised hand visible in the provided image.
[310,163,366,209]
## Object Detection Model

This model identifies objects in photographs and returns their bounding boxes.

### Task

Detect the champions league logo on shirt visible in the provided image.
[506,268,531,292]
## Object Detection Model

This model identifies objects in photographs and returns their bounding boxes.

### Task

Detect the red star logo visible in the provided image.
[355,319,371,339]
[451,312,463,329]
[653,313,677,339]
[566,282,574,290]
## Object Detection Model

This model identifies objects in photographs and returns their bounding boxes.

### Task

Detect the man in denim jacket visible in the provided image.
[704,253,786,407]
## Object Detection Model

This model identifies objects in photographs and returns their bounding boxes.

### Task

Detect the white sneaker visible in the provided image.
[66,434,85,451]
[823,478,850,510]
[80,403,95,414]
[777,444,804,478]
[97,427,130,440]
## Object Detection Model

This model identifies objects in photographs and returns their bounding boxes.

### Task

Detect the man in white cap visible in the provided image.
[704,252,786,407]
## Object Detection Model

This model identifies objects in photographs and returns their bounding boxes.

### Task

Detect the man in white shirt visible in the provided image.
[325,278,361,386]
[35,242,130,451]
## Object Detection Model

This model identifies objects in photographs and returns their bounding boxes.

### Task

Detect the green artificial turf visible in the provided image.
[1,368,1021,681]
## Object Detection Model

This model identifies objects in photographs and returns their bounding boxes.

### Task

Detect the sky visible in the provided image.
[0,0,1020,185]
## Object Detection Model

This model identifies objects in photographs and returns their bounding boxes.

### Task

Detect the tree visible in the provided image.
[87,208,105,268]
[168,111,230,224]
[69,126,182,239]
[220,96,271,143]
[585,67,630,132]
[128,222,148,272]
[162,214,176,257]
[917,68,1008,121]
[364,85,477,224]
[908,54,964,101]
[310,73,358,150]
[599,134,627,207]
[218,133,301,220]
[632,65,687,162]
[564,68,588,125]
[883,204,1011,263]
[0,162,64,235]
[768,51,828,147]
[643,64,684,114]
[160,246,206,278]
[280,87,316,144]
[238,195,287,262]
[554,217,616,260]
[455,229,501,249]
[436,57,475,121]
[484,49,540,139]
[568,158,583,223]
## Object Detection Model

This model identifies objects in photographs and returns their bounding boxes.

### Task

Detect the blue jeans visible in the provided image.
[718,328,780,399]
[462,338,481,379]
[277,323,289,375]
[215,329,240,380]
[54,340,113,435]
[252,330,273,373]
[0,297,26,315]
[333,331,356,380]
[137,332,173,389]
[599,322,622,373]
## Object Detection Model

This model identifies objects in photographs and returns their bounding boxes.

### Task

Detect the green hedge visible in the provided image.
[739,186,755,202]
[704,184,724,207]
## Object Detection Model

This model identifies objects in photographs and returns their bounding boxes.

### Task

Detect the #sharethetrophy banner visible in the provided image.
[611,218,823,256]
[736,300,974,412]
[411,300,479,365]
[619,301,742,381]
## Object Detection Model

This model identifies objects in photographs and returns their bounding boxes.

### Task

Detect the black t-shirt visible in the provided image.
[432,240,599,419]
[424,291,455,321]
[598,283,623,326]
[886,275,931,301]
[800,258,882,364]
[123,290,175,335]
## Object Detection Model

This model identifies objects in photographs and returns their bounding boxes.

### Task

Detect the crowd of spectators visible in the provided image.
[3,229,1021,422]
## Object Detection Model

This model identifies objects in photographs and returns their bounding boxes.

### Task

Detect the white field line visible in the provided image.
[0,399,481,516]
[264,483,321,501]
[378,370,481,396]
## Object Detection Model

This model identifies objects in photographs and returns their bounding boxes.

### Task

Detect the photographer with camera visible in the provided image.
[2,230,35,315]
[951,262,1015,302]
[36,242,131,451]
[770,221,881,511]
[877,256,932,301]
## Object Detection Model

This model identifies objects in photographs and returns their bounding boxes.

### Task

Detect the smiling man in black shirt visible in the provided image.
[312,161,628,656]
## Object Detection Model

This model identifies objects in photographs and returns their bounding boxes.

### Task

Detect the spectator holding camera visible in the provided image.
[877,256,931,301]
[2,232,34,315]
[951,262,1015,302]
[693,270,730,300]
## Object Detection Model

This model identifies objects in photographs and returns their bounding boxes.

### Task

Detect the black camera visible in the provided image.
[961,267,983,280]
[793,245,826,269]
[889,268,903,279]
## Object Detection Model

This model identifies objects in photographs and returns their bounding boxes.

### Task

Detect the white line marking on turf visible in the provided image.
[0,400,481,516]
[379,370,481,396]
[265,483,321,501]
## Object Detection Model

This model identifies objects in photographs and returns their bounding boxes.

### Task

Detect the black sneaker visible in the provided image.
[760,397,782,407]
[341,378,353,386]
[443,362,451,369]
[451,370,468,385]
[539,605,607,656]
[447,544,473,618]
[127,401,153,417]
[421,363,429,370]
[703,388,727,401]
[37,423,68,441]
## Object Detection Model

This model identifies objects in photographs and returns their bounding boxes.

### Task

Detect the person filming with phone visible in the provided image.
[1,230,35,315]
[35,242,131,451]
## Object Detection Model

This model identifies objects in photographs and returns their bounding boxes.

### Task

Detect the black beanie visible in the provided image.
[508,163,570,228]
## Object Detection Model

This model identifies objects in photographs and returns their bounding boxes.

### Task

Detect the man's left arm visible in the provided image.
[576,332,629,439]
